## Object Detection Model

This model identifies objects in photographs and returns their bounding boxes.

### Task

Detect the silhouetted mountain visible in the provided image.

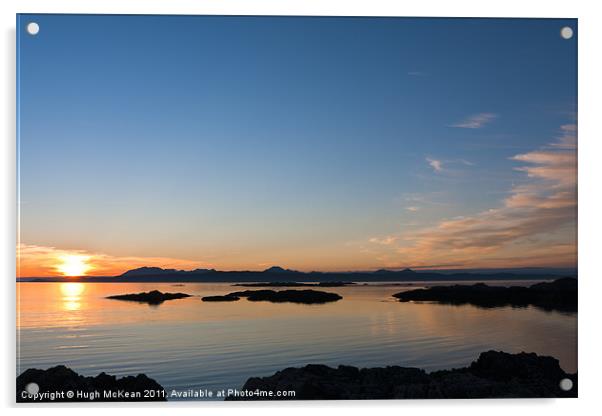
[21,266,576,283]
[120,267,215,278]
[126,267,216,276]
[263,266,299,274]
[120,267,179,277]
[375,268,416,274]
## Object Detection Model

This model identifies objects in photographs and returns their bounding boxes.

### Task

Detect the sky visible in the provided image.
[17,15,577,276]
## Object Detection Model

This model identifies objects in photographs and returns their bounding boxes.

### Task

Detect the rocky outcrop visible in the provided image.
[228,351,576,400]
[227,289,342,304]
[106,290,191,305]
[232,282,355,288]
[392,277,576,312]
[201,294,240,302]
[17,365,166,402]
[316,282,356,287]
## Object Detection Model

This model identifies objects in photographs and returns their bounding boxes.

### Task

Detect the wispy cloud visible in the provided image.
[426,157,474,173]
[451,113,498,129]
[550,124,577,149]
[426,157,443,172]
[458,159,475,166]
[398,192,449,207]
[368,236,399,246]
[372,124,577,269]
[405,206,420,212]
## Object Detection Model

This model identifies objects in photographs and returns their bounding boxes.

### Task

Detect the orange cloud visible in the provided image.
[368,236,399,245]
[17,244,213,277]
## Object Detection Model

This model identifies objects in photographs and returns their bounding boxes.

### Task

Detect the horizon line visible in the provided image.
[16,264,578,279]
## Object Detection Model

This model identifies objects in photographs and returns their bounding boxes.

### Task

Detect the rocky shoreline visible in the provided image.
[17,365,166,402]
[232,282,355,288]
[17,350,576,402]
[229,350,577,400]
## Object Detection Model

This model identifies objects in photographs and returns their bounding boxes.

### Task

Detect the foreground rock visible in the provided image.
[106,290,191,305]
[228,350,576,400]
[233,282,355,288]
[201,294,240,302]
[17,365,166,402]
[228,289,342,304]
[393,277,577,312]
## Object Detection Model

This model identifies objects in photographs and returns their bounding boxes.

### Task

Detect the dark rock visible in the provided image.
[317,282,356,287]
[106,290,191,305]
[17,365,166,402]
[227,350,577,400]
[232,282,355,288]
[392,277,576,312]
[227,289,342,304]
[233,282,315,287]
[201,295,240,302]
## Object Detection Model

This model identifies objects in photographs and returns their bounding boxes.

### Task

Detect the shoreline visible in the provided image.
[229,350,577,400]
[17,350,577,402]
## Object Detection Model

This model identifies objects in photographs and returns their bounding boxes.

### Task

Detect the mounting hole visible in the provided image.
[559,378,573,391]
[26,22,40,36]
[560,26,573,40]
[25,382,39,395]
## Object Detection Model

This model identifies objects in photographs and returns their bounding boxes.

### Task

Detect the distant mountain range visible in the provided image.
[18,266,577,283]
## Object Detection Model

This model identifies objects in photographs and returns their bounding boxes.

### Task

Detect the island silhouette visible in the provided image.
[20,266,576,284]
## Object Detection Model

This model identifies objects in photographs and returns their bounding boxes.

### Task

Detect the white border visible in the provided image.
[2,1,601,415]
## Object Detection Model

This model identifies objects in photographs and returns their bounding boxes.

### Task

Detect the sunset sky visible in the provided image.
[17,15,577,277]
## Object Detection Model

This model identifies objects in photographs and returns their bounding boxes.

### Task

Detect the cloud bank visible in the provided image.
[372,124,577,269]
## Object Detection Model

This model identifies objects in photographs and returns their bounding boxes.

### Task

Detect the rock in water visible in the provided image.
[106,290,191,305]
[201,295,240,302]
[227,289,342,304]
[17,365,166,402]
[228,350,577,400]
[392,277,576,312]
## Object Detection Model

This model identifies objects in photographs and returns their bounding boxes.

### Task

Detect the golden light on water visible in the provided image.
[56,254,91,277]
[60,282,84,297]
[60,282,85,311]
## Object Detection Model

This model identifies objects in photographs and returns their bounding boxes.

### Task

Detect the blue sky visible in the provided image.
[17,15,577,275]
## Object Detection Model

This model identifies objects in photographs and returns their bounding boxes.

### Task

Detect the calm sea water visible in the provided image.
[17,281,577,400]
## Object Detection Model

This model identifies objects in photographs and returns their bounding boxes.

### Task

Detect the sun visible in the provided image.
[56,254,92,277]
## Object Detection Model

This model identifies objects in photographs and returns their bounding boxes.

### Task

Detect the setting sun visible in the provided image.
[56,254,91,277]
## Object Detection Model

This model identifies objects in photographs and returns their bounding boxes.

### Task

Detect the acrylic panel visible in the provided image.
[16,14,577,402]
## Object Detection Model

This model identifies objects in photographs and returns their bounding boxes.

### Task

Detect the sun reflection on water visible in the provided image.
[60,282,85,311]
